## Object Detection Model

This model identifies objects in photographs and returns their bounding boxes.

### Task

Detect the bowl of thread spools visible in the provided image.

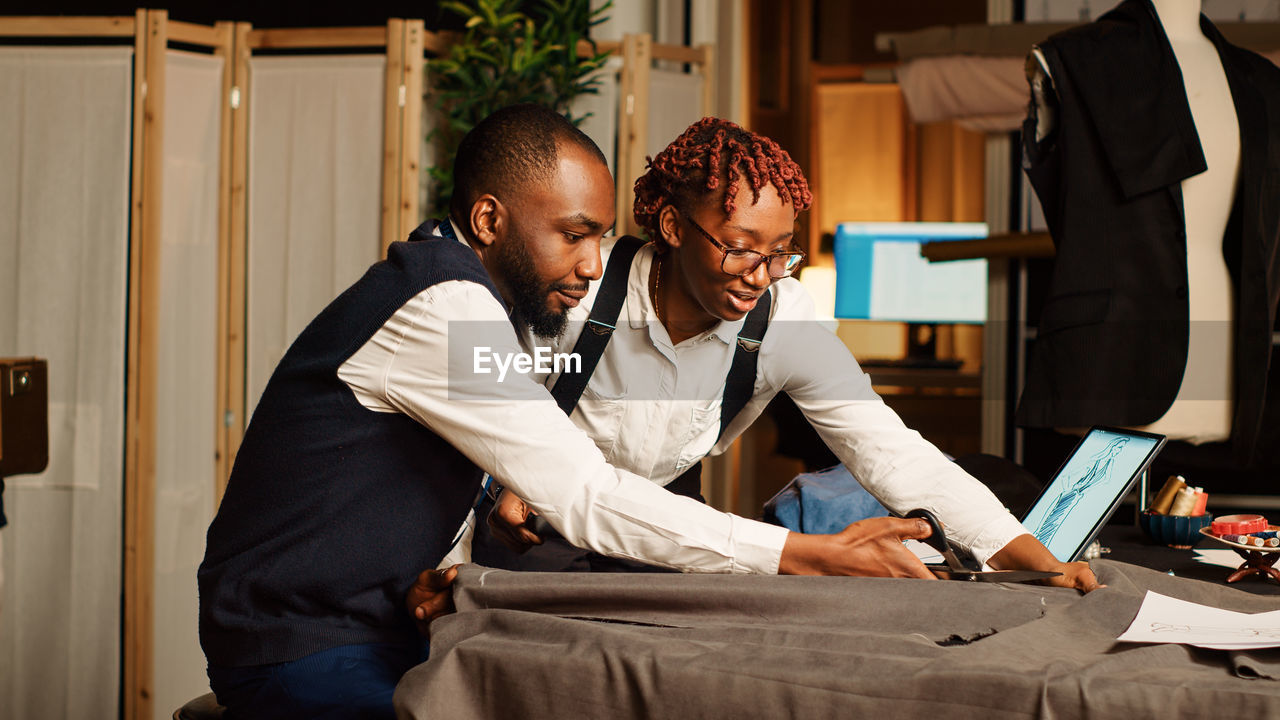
[1140,475,1212,549]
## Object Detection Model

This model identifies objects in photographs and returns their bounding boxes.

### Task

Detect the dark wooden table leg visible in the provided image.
[1225,548,1280,583]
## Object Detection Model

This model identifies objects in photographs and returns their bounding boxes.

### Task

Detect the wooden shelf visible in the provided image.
[921,231,1054,262]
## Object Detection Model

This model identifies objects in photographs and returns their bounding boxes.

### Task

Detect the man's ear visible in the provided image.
[468,194,503,247]
[658,204,683,249]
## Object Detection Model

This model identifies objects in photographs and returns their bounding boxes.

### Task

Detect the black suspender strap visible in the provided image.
[717,288,773,443]
[549,235,773,443]
[549,236,647,415]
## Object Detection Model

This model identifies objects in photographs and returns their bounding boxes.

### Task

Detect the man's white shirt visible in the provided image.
[336,225,788,573]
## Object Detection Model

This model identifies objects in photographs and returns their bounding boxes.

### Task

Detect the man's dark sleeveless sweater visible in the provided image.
[198,223,498,668]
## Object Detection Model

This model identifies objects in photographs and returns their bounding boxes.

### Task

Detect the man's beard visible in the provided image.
[494,234,585,339]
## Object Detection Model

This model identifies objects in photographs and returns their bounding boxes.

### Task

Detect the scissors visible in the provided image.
[906,508,1062,584]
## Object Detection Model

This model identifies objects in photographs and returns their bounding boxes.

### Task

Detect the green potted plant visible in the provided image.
[426,0,613,216]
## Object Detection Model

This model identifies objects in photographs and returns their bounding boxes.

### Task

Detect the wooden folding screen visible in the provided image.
[0,16,705,719]
[234,20,436,459]
[0,13,434,720]
[240,20,431,255]
[0,12,226,720]
[0,15,137,720]
[614,34,716,237]
[141,19,228,720]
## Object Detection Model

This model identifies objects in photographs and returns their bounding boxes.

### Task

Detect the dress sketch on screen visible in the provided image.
[1033,437,1130,545]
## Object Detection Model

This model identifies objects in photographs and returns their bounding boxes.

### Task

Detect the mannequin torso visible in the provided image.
[1138,0,1238,442]
[1028,0,1239,443]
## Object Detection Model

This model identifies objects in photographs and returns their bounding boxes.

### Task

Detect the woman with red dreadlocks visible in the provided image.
[447,117,1097,592]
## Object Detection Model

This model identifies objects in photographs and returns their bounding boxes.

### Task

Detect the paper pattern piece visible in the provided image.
[1194,549,1247,569]
[1118,590,1280,649]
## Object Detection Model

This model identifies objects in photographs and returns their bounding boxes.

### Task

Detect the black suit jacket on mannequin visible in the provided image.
[1016,0,1280,463]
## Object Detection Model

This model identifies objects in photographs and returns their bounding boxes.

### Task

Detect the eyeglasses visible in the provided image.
[682,212,806,279]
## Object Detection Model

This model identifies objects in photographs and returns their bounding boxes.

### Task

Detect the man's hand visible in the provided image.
[487,488,544,553]
[406,565,460,637]
[988,533,1103,593]
[778,516,937,578]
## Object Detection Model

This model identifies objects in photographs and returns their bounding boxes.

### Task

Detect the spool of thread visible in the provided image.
[1267,538,1280,548]
[1191,488,1209,516]
[1168,487,1199,516]
[1151,476,1188,514]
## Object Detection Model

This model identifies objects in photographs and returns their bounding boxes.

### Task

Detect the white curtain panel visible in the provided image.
[0,46,132,720]
[570,61,621,178]
[246,55,386,416]
[150,50,223,720]
[647,67,704,158]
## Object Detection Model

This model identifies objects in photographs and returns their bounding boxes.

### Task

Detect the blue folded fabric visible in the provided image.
[762,464,888,534]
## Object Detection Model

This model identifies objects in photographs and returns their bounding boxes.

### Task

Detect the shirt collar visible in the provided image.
[434,217,470,249]
[435,217,517,322]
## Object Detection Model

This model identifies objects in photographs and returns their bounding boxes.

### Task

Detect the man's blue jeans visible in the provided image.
[208,640,429,720]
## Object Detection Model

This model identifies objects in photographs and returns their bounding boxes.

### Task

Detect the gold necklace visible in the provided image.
[652,254,664,325]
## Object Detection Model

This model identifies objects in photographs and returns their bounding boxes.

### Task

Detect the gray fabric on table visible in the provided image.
[395,560,1280,719]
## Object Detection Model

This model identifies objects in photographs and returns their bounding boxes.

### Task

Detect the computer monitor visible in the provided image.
[833,222,988,324]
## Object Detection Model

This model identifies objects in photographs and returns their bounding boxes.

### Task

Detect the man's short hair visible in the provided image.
[450,103,608,219]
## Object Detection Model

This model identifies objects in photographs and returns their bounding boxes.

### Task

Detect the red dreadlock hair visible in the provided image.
[633,117,812,245]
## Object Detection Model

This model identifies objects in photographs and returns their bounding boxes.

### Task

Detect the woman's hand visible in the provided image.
[988,534,1103,593]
